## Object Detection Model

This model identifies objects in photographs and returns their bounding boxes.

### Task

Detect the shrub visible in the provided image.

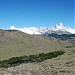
[0,50,65,68]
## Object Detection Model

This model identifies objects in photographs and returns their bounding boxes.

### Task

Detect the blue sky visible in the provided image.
[0,0,74,29]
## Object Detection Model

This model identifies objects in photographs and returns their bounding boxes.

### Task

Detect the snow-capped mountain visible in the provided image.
[10,23,75,35]
[10,26,41,35]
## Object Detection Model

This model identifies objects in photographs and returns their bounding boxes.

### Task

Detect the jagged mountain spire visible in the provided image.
[10,23,75,35]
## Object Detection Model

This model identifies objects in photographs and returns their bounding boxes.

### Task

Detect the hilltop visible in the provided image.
[0,29,65,60]
[0,29,75,75]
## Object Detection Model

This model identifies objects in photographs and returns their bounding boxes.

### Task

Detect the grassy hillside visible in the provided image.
[0,29,65,60]
[0,51,65,68]
[0,29,75,75]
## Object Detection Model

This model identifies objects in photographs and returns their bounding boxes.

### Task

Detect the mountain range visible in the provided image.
[10,23,75,35]
[0,24,75,75]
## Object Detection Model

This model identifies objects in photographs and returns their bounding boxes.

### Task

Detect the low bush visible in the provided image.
[0,51,65,68]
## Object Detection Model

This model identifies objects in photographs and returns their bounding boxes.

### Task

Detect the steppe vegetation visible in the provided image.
[0,51,65,68]
[0,30,75,75]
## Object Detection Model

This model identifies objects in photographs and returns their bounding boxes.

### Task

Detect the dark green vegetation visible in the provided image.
[46,33,75,40]
[66,45,75,48]
[5,30,18,32]
[0,51,65,68]
[44,33,75,46]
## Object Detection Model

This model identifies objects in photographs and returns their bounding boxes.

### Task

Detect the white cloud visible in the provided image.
[10,26,41,35]
[10,26,18,30]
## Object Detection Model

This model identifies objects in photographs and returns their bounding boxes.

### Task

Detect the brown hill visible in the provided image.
[0,29,65,60]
